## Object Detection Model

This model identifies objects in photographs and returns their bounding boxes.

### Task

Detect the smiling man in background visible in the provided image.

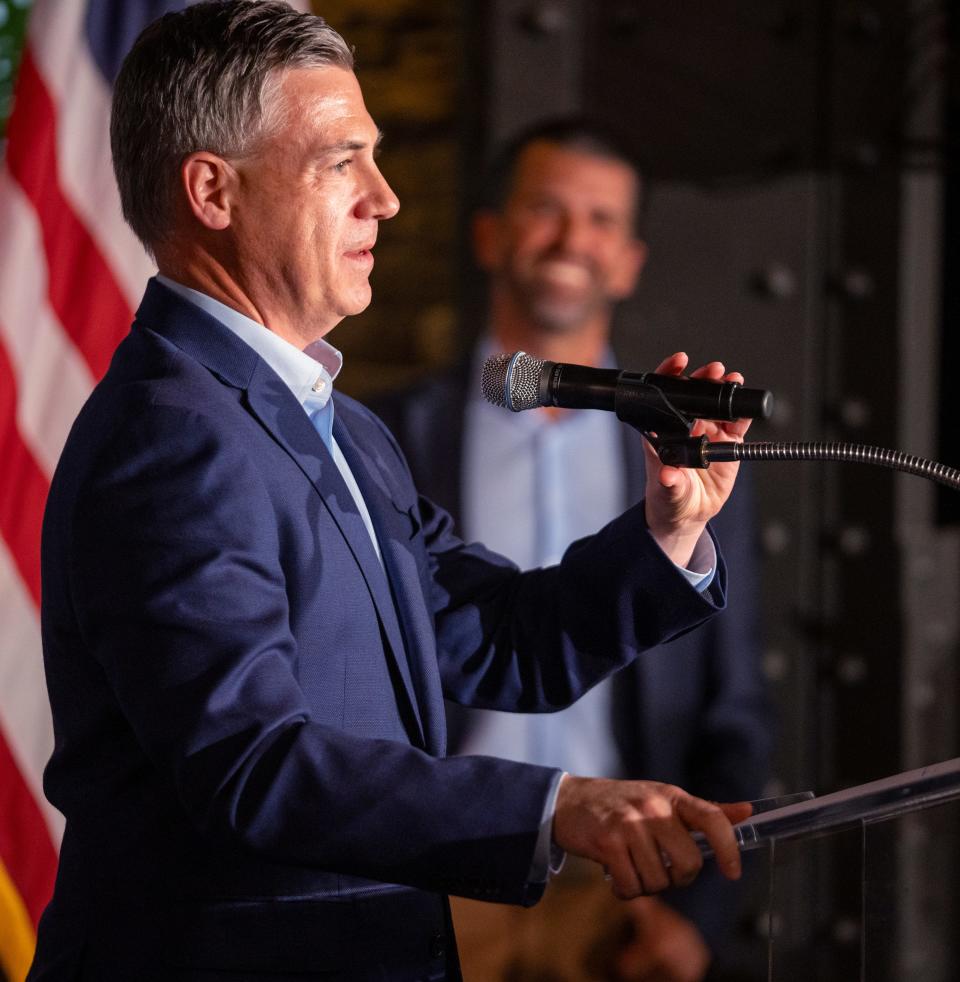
[376,119,771,981]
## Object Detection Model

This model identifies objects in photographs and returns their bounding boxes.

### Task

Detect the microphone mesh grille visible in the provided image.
[480,352,512,408]
[481,351,545,411]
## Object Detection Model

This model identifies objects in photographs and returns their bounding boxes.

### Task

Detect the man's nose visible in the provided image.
[554,212,591,252]
[360,167,400,221]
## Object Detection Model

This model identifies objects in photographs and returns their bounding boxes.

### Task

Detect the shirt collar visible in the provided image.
[156,275,343,408]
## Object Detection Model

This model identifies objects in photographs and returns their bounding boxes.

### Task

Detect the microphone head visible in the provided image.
[481,351,546,411]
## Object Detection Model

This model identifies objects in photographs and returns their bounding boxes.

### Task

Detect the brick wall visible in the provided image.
[315,0,464,398]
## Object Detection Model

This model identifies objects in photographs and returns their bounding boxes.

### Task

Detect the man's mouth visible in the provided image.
[535,258,592,288]
[345,244,375,265]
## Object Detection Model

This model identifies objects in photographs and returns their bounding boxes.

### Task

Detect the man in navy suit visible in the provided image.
[375,120,771,980]
[32,5,753,980]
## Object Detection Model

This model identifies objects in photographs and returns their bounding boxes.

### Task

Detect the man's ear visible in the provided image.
[472,210,503,272]
[180,151,236,231]
[609,237,649,300]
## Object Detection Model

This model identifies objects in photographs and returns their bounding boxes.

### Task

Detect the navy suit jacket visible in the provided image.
[32,281,728,981]
[372,359,772,951]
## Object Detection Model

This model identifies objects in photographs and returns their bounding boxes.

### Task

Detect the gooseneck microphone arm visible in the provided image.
[659,437,960,492]
[482,351,960,493]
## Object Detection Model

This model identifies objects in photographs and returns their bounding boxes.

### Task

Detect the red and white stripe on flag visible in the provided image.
[0,2,315,977]
[0,1,157,977]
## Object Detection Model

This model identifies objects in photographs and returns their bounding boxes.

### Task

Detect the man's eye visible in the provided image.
[525,201,558,217]
[333,159,352,172]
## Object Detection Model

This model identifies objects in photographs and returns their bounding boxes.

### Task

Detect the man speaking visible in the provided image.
[30,3,752,980]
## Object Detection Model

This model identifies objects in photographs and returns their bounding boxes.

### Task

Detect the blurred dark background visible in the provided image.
[325,2,960,977]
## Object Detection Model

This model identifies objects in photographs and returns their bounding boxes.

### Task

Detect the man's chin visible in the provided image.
[310,291,372,338]
[528,300,594,334]
[342,286,373,318]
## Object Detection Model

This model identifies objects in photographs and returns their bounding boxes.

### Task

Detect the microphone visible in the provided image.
[481,351,773,422]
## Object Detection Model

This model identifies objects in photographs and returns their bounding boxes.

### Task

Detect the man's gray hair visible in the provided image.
[111,0,354,255]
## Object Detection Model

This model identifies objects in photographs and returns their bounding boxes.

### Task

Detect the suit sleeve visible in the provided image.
[363,408,729,714]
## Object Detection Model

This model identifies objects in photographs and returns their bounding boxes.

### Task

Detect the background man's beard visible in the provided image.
[520,286,605,334]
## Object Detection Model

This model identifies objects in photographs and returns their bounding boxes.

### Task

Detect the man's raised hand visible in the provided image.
[642,352,752,568]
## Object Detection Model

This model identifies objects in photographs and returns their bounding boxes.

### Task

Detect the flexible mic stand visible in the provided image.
[614,384,960,492]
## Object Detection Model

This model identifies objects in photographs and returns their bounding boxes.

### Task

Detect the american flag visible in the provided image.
[0,3,308,978]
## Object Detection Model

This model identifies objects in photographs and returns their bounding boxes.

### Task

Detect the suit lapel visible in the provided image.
[333,414,446,755]
[243,363,427,749]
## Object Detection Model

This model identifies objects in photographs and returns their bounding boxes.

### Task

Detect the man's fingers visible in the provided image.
[650,820,705,888]
[688,360,725,380]
[657,466,685,491]
[723,417,752,439]
[652,353,746,392]
[625,794,706,893]
[624,823,672,896]
[640,794,704,887]
[653,351,688,376]
[719,800,753,825]
[605,845,645,900]
[677,796,742,880]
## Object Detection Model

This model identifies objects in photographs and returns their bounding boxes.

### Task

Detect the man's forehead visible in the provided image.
[276,65,365,115]
[274,65,380,142]
[518,141,636,182]
[512,142,639,205]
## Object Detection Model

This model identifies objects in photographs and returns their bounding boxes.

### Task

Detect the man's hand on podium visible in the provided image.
[552,775,752,899]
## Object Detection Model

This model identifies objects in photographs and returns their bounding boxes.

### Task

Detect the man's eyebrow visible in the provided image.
[318,131,385,156]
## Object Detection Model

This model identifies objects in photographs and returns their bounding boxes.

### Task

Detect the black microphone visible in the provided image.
[481,351,773,422]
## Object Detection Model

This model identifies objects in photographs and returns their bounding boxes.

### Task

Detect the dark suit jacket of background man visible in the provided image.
[373,355,772,952]
[31,281,731,982]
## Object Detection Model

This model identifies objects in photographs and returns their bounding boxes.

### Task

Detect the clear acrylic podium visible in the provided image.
[722,757,960,981]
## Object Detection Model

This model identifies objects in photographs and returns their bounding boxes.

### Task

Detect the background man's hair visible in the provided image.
[111,0,354,255]
[479,116,647,233]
